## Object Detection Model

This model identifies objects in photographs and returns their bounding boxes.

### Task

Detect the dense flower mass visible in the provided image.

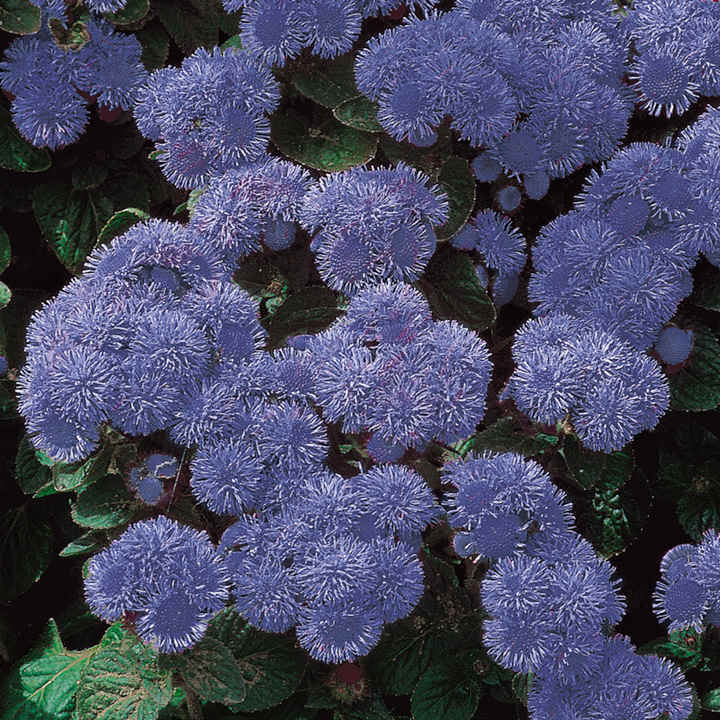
[300,164,448,292]
[134,47,280,188]
[0,21,147,149]
[355,5,632,198]
[221,0,435,66]
[84,516,230,652]
[445,452,573,560]
[507,315,670,452]
[654,531,720,633]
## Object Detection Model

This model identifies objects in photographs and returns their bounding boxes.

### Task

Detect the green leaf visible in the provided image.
[53,445,113,493]
[105,0,149,24]
[161,636,246,706]
[670,324,720,411]
[71,474,138,529]
[154,0,219,54]
[271,110,377,173]
[0,619,96,720]
[32,183,113,275]
[72,164,109,191]
[561,434,634,491]
[207,609,307,713]
[96,208,150,248]
[15,434,53,496]
[333,694,394,720]
[76,629,173,720]
[380,131,452,176]
[0,225,10,273]
[49,18,91,50]
[59,530,104,558]
[411,652,484,720]
[434,157,476,241]
[293,54,357,108]
[418,244,495,333]
[0,505,53,603]
[676,458,720,541]
[332,96,383,133]
[263,286,343,350]
[703,689,720,712]
[0,107,51,173]
[459,417,558,459]
[136,21,171,71]
[0,281,10,309]
[220,34,243,51]
[639,629,704,672]
[692,261,720,312]
[0,0,41,35]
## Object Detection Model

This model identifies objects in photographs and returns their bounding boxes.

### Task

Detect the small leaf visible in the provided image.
[333,96,383,133]
[669,324,720,411]
[136,21,171,71]
[271,110,377,173]
[0,225,10,273]
[15,434,52,495]
[703,688,720,712]
[418,244,496,333]
[434,157,476,241]
[161,636,246,705]
[59,530,104,558]
[0,0,41,35]
[411,652,484,720]
[262,286,342,350]
[49,18,91,50]
[207,609,307,713]
[76,628,173,720]
[105,0,149,24]
[221,34,243,51]
[293,54,357,109]
[0,282,11,309]
[0,107,51,173]
[459,417,558,459]
[71,474,138,529]
[0,619,95,720]
[96,208,150,248]
[0,505,53,602]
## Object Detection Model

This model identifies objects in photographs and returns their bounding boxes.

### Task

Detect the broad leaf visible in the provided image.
[419,244,495,333]
[0,505,53,602]
[434,157,476,241]
[293,54,357,109]
[15,434,52,496]
[272,110,377,173]
[32,183,113,275]
[262,286,342,350]
[59,530,105,558]
[0,0,41,35]
[0,108,50,172]
[703,688,720,712]
[333,96,383,133]
[105,0,149,24]
[136,21,171,71]
[560,435,633,491]
[161,636,246,705]
[52,445,113,493]
[207,609,306,713]
[411,651,484,720]
[71,474,138,529]
[154,0,219,54]
[670,324,720,411]
[676,459,720,541]
[0,281,10,309]
[0,619,95,720]
[457,417,559,459]
[96,208,149,248]
[76,628,173,720]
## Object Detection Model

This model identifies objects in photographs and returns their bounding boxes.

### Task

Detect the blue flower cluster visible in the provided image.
[29,0,129,17]
[451,210,526,307]
[220,0,434,67]
[0,21,147,149]
[355,4,632,198]
[221,464,439,663]
[299,164,448,292]
[17,219,246,463]
[444,452,573,560]
[134,47,280,188]
[654,531,720,633]
[506,315,669,452]
[305,282,492,450]
[443,452,695,720]
[188,157,315,266]
[626,0,720,117]
[84,516,230,652]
